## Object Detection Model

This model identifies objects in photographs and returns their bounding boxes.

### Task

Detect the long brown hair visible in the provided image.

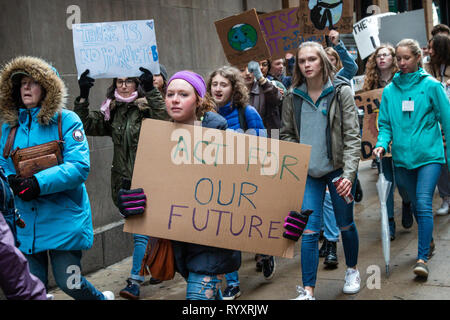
[428,34,450,74]
[292,41,336,88]
[325,47,343,71]
[362,44,398,91]
[206,66,249,109]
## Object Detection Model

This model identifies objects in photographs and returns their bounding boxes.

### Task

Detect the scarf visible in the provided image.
[100,90,138,121]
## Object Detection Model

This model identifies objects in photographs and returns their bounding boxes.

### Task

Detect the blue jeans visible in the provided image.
[301,169,359,287]
[26,250,105,300]
[321,191,340,242]
[130,234,150,282]
[225,270,240,287]
[186,272,223,300]
[394,163,441,262]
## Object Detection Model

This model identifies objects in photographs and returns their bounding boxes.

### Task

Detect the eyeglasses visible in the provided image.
[376,53,392,59]
[116,79,135,87]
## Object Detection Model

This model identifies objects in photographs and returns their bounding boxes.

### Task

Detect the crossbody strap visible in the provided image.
[2,111,63,159]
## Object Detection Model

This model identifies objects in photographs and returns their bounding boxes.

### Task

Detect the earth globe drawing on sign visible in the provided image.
[227,24,258,52]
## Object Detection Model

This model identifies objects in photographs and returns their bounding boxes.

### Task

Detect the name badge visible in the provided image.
[402,100,414,112]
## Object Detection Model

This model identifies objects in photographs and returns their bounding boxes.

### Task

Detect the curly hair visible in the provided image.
[362,44,398,91]
[195,92,217,120]
[206,66,249,109]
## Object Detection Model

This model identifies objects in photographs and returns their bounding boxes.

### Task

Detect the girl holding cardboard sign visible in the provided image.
[280,41,361,300]
[373,39,450,279]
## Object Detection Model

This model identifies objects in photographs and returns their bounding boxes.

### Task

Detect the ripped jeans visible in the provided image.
[300,169,359,288]
[186,272,224,300]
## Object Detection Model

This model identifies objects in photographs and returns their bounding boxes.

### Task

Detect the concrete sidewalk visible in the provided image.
[50,161,450,300]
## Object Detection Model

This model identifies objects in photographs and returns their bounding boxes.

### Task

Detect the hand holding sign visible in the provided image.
[78,69,95,99]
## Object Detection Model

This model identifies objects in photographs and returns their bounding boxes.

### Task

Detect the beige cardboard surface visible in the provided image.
[298,0,354,35]
[123,119,311,258]
[259,7,326,60]
[214,9,271,68]
[354,88,384,161]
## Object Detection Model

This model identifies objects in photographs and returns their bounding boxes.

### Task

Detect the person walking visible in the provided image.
[74,66,169,300]
[373,39,450,279]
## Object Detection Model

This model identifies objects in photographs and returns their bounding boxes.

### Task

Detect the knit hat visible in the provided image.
[168,71,206,98]
[158,64,168,81]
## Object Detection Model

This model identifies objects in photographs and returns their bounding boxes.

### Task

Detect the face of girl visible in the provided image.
[375,48,394,71]
[327,54,337,67]
[259,60,269,77]
[165,79,198,124]
[116,77,137,98]
[427,41,435,58]
[239,67,254,87]
[153,74,164,90]
[270,59,284,78]
[298,47,323,80]
[396,46,421,74]
[20,76,43,108]
[210,74,233,108]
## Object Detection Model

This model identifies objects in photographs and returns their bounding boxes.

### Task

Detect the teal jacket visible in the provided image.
[376,68,450,170]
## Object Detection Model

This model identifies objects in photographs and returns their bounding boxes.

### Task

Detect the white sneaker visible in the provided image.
[290,286,315,300]
[343,268,361,294]
[102,291,115,300]
[46,294,54,300]
[436,197,449,216]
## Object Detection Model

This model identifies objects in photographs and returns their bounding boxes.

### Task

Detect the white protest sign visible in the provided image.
[353,13,396,60]
[72,20,160,79]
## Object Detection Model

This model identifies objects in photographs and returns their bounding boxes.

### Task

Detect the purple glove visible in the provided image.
[117,188,147,218]
[283,210,313,241]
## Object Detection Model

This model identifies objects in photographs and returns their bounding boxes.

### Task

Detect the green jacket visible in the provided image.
[280,76,361,183]
[376,68,450,170]
[74,88,169,206]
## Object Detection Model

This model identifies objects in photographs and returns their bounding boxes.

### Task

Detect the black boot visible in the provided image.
[324,241,338,268]
[319,239,328,258]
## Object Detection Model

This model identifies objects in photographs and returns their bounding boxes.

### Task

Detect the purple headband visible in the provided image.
[168,71,206,98]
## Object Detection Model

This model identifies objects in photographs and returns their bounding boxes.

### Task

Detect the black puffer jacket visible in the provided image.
[172,111,241,278]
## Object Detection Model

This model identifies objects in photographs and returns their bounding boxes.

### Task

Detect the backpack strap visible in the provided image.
[2,111,63,159]
[237,105,248,131]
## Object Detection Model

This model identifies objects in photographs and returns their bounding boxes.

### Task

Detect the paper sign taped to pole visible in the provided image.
[215,9,271,67]
[72,19,160,79]
[123,119,311,258]
[259,7,326,60]
[298,0,354,35]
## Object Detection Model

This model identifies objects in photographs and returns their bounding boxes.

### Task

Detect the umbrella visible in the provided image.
[375,156,392,276]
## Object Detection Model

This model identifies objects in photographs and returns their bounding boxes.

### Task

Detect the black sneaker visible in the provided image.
[319,239,328,258]
[354,179,363,203]
[402,202,413,229]
[262,256,276,280]
[223,286,241,300]
[119,279,140,300]
[324,241,338,268]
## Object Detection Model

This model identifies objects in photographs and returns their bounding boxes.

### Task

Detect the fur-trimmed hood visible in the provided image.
[0,56,67,126]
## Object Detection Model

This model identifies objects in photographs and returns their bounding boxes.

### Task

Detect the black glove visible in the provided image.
[283,209,313,242]
[8,175,40,201]
[139,67,154,92]
[78,69,95,99]
[117,178,147,218]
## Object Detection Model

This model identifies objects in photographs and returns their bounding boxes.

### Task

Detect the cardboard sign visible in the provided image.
[72,20,160,79]
[215,9,271,67]
[123,119,311,258]
[259,7,326,60]
[298,0,354,35]
[379,9,428,49]
[354,88,384,160]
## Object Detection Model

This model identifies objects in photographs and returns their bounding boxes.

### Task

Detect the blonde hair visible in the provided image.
[396,38,423,69]
[206,66,249,109]
[363,44,398,91]
[292,41,336,88]
[325,47,343,71]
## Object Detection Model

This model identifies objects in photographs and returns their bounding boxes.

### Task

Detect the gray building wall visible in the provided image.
[0,0,282,293]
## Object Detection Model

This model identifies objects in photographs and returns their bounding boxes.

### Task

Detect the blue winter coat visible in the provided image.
[0,108,93,254]
[217,102,266,136]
